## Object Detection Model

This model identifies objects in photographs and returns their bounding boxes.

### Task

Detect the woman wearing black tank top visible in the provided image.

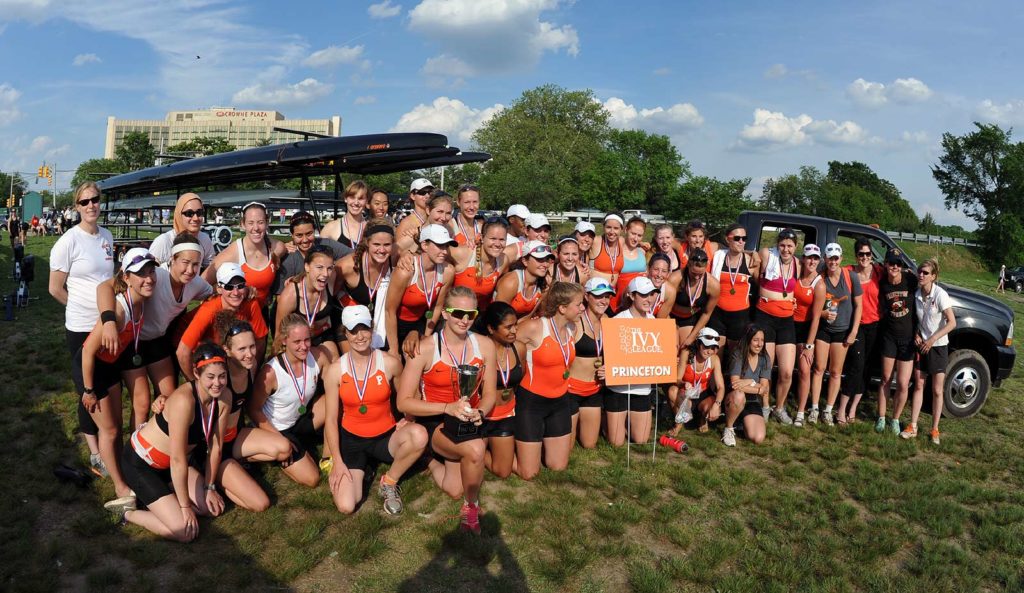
[115,344,232,541]
[275,246,341,360]
[474,302,524,478]
[568,278,615,448]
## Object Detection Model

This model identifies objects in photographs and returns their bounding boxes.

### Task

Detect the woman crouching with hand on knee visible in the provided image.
[324,306,427,515]
[112,344,232,542]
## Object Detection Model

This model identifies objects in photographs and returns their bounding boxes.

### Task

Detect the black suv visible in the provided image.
[737,211,1015,418]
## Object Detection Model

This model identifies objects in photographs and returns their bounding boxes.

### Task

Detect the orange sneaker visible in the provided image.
[899,424,918,439]
[930,429,941,445]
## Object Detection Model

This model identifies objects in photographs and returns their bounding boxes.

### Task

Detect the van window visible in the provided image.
[757,223,817,254]
[836,230,889,268]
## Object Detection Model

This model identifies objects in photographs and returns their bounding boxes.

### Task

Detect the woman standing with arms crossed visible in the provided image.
[474,301,523,478]
[386,224,456,358]
[49,181,114,476]
[791,245,826,427]
[321,180,369,249]
[324,306,428,515]
[754,228,801,425]
[901,258,956,444]
[397,287,497,533]
[876,248,917,434]
[112,345,231,541]
[514,282,584,478]
[838,238,883,424]
[568,278,615,449]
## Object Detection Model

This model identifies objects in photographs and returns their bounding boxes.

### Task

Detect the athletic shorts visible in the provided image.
[513,387,571,442]
[67,330,99,437]
[481,416,515,438]
[920,345,949,376]
[72,347,123,399]
[815,326,850,344]
[709,308,751,342]
[603,387,653,413]
[753,310,796,345]
[278,406,322,463]
[794,320,812,346]
[568,390,604,415]
[732,396,765,430]
[122,440,173,507]
[139,334,175,364]
[672,313,698,328]
[340,426,395,472]
[880,333,916,362]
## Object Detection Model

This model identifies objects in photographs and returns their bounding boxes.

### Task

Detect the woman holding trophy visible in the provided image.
[397,286,498,535]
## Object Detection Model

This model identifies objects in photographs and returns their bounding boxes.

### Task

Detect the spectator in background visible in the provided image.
[997,264,1006,293]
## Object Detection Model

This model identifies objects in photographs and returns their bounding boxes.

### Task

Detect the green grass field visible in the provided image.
[2,236,1023,593]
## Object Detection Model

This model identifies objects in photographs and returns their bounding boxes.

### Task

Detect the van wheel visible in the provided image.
[1015,280,1023,293]
[943,350,991,418]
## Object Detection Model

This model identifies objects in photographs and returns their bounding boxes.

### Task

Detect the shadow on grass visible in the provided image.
[396,515,529,593]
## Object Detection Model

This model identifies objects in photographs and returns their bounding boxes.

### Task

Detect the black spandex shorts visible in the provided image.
[340,426,395,472]
[733,396,765,430]
[513,387,571,442]
[72,347,123,399]
[753,310,796,345]
[139,334,175,364]
[672,313,698,328]
[794,320,812,346]
[397,318,427,353]
[67,330,100,437]
[481,416,515,438]
[709,308,751,342]
[279,406,322,463]
[880,333,916,362]
[603,386,653,413]
[122,441,173,507]
[815,326,850,344]
[568,390,604,415]
[920,345,949,376]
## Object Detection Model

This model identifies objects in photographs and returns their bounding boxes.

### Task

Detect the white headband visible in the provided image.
[171,242,203,256]
[604,214,624,226]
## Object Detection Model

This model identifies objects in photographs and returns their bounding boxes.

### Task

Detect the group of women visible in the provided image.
[50,178,954,542]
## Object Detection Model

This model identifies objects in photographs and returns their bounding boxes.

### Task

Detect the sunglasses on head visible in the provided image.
[778,229,797,241]
[458,184,480,193]
[221,281,247,291]
[77,195,100,207]
[126,253,155,268]
[181,209,203,219]
[484,215,509,226]
[226,322,253,338]
[445,307,479,320]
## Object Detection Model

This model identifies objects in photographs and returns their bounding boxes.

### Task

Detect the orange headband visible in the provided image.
[196,356,226,369]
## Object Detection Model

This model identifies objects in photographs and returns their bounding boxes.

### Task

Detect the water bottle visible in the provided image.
[674,398,693,424]
[659,435,688,453]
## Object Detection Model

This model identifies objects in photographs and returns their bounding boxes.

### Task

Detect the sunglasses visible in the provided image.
[77,195,101,207]
[857,251,872,257]
[918,270,932,276]
[221,281,247,291]
[226,322,253,338]
[413,188,433,196]
[729,235,747,242]
[125,253,155,268]
[445,307,479,320]
[778,230,797,240]
[181,209,204,219]
[458,184,480,193]
[484,215,509,226]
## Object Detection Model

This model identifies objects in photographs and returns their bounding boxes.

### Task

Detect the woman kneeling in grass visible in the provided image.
[721,324,770,447]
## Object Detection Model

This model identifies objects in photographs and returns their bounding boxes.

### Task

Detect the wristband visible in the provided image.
[100,310,117,324]
[204,484,217,492]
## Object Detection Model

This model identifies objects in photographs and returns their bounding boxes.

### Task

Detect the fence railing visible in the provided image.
[885,230,978,247]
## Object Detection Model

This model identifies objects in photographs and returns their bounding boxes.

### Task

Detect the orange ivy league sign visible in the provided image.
[600,318,678,386]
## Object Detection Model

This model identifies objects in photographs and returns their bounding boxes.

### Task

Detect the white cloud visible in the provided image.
[25,135,51,153]
[232,78,333,106]
[602,97,704,134]
[72,53,101,66]
[976,99,1024,126]
[354,95,377,105]
[0,82,22,126]
[735,108,869,150]
[421,54,475,88]
[652,67,671,76]
[368,0,402,18]
[302,45,365,68]
[408,0,578,79]
[390,97,504,143]
[847,77,933,108]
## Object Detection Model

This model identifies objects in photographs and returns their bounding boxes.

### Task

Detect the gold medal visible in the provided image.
[500,388,511,403]
[594,357,603,369]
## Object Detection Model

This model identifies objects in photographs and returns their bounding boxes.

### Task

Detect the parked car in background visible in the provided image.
[1006,266,1024,293]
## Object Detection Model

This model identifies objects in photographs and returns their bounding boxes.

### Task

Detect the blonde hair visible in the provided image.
[73,181,100,203]
[445,285,478,307]
[344,180,368,201]
[539,281,584,318]
[920,257,939,276]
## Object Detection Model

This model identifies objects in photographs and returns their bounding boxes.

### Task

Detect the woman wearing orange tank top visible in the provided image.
[677,220,720,269]
[708,223,761,347]
[473,302,524,479]
[397,287,497,534]
[588,214,626,287]
[514,282,585,480]
[324,305,426,516]
[452,218,509,313]
[754,228,802,425]
[495,240,552,318]
[386,224,457,360]
[670,327,726,435]
[205,202,287,308]
[791,245,826,428]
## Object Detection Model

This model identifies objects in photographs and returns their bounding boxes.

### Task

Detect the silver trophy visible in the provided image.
[443,363,484,440]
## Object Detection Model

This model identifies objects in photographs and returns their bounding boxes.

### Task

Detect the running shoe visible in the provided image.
[930,429,941,445]
[899,424,918,439]
[822,411,834,426]
[722,427,737,447]
[771,407,794,425]
[808,409,820,424]
[379,477,403,516]
[90,453,109,478]
[875,417,886,433]
[103,495,136,515]
[889,418,901,435]
[460,501,481,534]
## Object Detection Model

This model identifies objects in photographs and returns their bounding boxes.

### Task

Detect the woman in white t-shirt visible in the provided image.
[901,258,956,445]
[148,193,216,268]
[605,276,660,447]
[49,181,115,477]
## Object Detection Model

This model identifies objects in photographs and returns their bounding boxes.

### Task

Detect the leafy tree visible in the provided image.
[759,166,825,215]
[115,131,156,171]
[920,212,937,233]
[474,84,610,212]
[166,136,235,157]
[826,161,918,230]
[0,170,28,204]
[71,158,127,190]
[580,129,688,213]
[672,175,754,232]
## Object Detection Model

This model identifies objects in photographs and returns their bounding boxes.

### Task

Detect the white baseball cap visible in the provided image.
[121,247,156,274]
[506,204,530,220]
[522,240,555,260]
[824,243,843,259]
[341,305,373,331]
[585,277,615,296]
[419,224,458,247]
[628,276,658,295]
[803,244,822,257]
[574,221,596,235]
[525,213,551,230]
[217,262,246,285]
[697,326,721,347]
[410,178,434,192]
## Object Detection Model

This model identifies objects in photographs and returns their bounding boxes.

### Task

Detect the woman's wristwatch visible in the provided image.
[803,343,814,350]
[204,483,217,492]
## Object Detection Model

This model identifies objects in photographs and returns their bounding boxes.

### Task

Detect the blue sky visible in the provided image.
[2,0,1024,227]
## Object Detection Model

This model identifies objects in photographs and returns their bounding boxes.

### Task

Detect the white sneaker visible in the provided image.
[722,427,737,447]
[808,409,819,424]
[771,407,794,425]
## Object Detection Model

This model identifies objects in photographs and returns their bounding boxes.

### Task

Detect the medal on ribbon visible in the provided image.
[348,352,374,415]
[301,279,322,330]
[549,317,573,379]
[124,289,144,367]
[283,354,309,415]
